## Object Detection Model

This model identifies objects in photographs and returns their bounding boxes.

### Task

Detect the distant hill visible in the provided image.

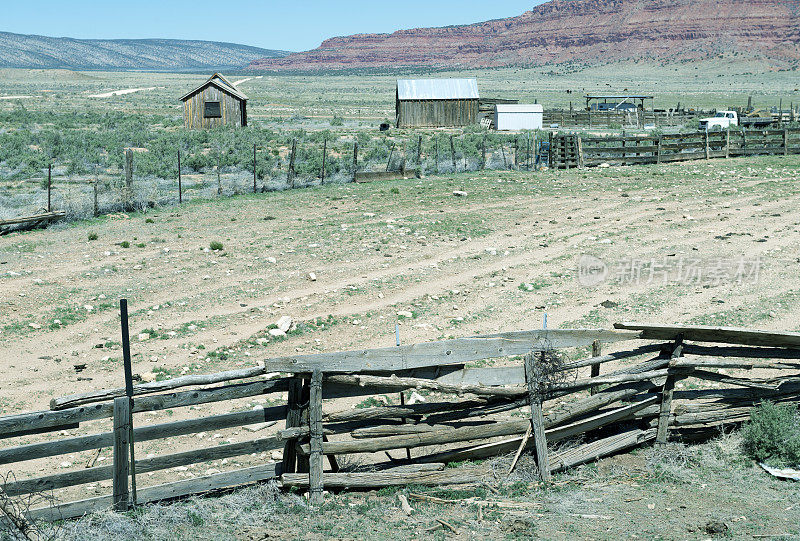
[249,0,800,71]
[0,32,291,71]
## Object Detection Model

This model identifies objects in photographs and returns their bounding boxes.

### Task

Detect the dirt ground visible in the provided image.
[3,153,800,537]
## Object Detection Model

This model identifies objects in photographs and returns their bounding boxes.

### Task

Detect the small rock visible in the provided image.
[140,372,158,383]
[276,315,293,333]
[266,257,277,264]
[407,391,426,405]
[205,468,221,475]
[452,190,468,197]
[397,310,413,318]
[271,450,283,461]
[138,333,151,341]
[308,272,317,281]
[28,323,42,330]
[268,328,286,337]
[600,300,619,309]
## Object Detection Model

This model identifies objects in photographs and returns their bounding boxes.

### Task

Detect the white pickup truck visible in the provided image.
[699,111,738,130]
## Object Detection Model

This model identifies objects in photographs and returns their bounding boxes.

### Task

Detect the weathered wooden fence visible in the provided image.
[2,324,800,526]
[550,127,800,169]
[543,110,699,129]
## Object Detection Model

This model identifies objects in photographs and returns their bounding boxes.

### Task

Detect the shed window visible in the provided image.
[204,101,222,118]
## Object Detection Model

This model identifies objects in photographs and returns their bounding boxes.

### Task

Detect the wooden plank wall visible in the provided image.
[397,99,479,128]
[183,86,244,129]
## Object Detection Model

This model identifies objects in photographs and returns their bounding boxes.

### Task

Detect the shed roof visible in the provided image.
[180,73,248,102]
[495,104,543,113]
[397,79,479,101]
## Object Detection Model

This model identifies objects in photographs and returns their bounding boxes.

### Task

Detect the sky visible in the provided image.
[2,1,547,53]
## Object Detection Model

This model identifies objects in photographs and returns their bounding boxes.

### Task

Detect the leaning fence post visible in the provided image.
[308,370,324,505]
[112,396,131,511]
[523,351,551,483]
[656,336,684,445]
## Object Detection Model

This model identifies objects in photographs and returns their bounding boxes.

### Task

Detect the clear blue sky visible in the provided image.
[2,1,547,52]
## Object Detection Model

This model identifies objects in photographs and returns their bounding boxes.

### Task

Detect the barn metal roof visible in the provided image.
[179,73,248,102]
[397,79,479,101]
[495,104,543,113]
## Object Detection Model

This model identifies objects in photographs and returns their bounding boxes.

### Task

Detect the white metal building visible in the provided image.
[494,104,543,131]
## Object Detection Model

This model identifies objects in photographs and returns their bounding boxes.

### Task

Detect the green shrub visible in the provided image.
[390,187,400,195]
[145,218,155,224]
[88,231,98,241]
[120,241,130,248]
[742,401,800,466]
[209,241,224,251]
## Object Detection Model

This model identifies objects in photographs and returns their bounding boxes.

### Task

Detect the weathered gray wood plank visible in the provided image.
[615,322,800,348]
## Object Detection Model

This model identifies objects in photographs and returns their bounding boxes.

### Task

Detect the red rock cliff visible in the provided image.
[249,0,800,70]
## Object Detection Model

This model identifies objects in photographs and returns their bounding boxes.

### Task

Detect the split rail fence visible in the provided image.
[550,127,800,169]
[2,323,800,526]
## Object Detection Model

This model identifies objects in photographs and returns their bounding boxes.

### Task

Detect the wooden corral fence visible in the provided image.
[550,127,800,169]
[543,110,697,129]
[2,323,800,526]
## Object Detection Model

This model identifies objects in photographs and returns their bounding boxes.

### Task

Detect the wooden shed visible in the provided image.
[396,79,479,128]
[180,73,247,129]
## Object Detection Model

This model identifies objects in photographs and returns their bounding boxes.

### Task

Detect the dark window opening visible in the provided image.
[204,101,222,118]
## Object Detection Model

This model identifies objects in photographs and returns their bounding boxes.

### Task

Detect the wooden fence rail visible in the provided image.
[554,128,800,169]
[1,323,799,528]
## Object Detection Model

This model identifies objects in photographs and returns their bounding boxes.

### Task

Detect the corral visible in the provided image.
[2,65,800,539]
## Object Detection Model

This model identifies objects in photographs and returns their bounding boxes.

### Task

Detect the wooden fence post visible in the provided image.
[417,135,423,173]
[288,139,297,187]
[704,130,710,160]
[47,164,52,212]
[308,370,324,505]
[386,141,395,172]
[112,397,131,511]
[124,148,133,208]
[590,340,601,395]
[352,141,358,182]
[523,352,551,483]
[282,376,305,474]
[450,135,457,171]
[657,136,663,164]
[742,128,747,155]
[253,143,258,193]
[481,136,486,169]
[577,136,584,169]
[656,337,684,445]
[784,128,789,156]
[177,150,182,203]
[320,138,327,184]
[93,181,99,217]
[725,128,730,159]
[435,136,439,174]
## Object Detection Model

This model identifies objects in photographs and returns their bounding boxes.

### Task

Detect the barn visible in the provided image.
[180,73,248,129]
[396,79,479,128]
